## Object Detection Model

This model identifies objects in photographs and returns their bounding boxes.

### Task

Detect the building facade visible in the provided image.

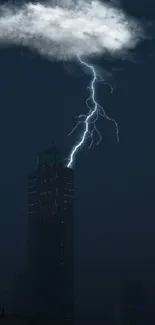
[28,146,74,324]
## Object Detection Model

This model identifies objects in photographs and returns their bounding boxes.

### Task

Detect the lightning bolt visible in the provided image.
[67,55,119,168]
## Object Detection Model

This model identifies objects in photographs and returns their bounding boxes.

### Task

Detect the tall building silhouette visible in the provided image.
[120,272,146,325]
[28,145,74,324]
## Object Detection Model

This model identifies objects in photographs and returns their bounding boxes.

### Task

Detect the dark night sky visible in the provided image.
[0,0,155,323]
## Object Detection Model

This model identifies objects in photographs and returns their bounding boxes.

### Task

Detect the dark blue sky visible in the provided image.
[0,0,155,323]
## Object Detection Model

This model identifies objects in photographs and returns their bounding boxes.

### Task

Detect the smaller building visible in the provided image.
[120,273,147,325]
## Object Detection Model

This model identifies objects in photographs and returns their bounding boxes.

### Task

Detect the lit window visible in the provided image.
[28,203,36,207]
[29,211,36,215]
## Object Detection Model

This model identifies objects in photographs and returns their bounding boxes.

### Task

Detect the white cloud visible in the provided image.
[0,0,144,61]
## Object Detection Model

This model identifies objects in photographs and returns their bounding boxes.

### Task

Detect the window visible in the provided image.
[43,204,49,208]
[41,179,46,184]
[28,178,36,186]
[64,182,72,186]
[40,191,47,196]
[29,211,36,215]
[28,190,36,195]
[28,203,36,207]
[28,184,36,189]
[64,194,73,198]
[42,165,46,172]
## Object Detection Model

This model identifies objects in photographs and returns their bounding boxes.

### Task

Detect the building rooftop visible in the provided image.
[0,314,43,325]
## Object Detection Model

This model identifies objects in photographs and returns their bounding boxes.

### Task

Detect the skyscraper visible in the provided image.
[28,145,74,325]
